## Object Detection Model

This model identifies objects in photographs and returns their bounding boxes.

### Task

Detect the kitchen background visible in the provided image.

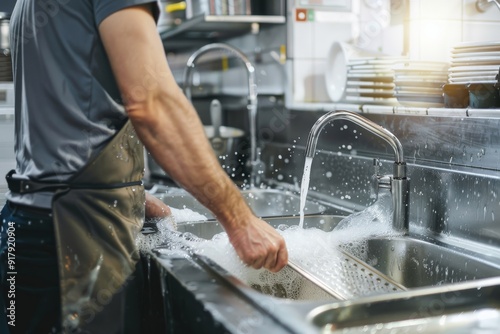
[0,0,499,249]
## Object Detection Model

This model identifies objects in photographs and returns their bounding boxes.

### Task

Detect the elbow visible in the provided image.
[122,87,163,127]
[122,83,185,126]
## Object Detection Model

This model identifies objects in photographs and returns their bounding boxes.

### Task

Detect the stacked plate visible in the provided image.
[448,41,500,85]
[393,61,449,107]
[325,41,403,105]
[343,57,402,105]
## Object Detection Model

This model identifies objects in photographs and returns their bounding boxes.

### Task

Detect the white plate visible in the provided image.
[344,95,399,105]
[449,75,497,82]
[394,75,448,82]
[451,51,500,59]
[449,79,497,84]
[449,65,499,73]
[452,46,500,54]
[347,73,393,80]
[451,58,500,66]
[348,64,395,70]
[448,71,498,78]
[394,80,445,88]
[453,41,500,49]
[394,86,443,94]
[325,42,349,102]
[348,57,403,66]
[393,62,449,72]
[449,76,497,83]
[347,81,395,89]
[345,89,394,98]
[395,91,442,98]
[346,87,394,93]
[348,69,394,75]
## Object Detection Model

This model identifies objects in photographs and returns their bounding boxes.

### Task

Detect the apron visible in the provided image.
[50,120,145,332]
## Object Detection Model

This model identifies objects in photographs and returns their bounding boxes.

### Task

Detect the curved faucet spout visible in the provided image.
[183,43,257,106]
[183,43,260,187]
[306,110,406,178]
[304,110,409,234]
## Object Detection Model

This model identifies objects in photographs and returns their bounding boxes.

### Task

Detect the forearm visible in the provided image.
[130,92,253,232]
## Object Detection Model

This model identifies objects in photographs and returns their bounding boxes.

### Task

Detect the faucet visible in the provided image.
[305,110,410,234]
[476,0,500,12]
[183,43,261,188]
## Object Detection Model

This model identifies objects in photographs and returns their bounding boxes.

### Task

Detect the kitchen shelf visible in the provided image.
[159,14,286,51]
[289,102,500,118]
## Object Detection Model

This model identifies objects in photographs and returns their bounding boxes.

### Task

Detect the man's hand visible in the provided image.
[145,192,171,219]
[227,218,288,273]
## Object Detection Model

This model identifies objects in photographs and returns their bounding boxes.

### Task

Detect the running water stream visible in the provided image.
[299,157,313,228]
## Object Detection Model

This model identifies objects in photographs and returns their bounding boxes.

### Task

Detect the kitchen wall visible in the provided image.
[289,0,500,104]
[288,0,406,104]
[409,0,500,61]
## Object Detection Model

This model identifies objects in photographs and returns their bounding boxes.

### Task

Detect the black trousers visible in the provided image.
[0,202,150,334]
[0,202,60,333]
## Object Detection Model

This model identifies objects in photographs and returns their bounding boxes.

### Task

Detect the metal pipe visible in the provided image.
[476,0,500,12]
[305,110,405,174]
[305,110,409,234]
[183,43,259,186]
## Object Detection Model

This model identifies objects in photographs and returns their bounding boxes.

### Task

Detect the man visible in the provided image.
[0,1,288,333]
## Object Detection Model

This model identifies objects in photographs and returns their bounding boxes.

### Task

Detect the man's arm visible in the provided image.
[98,4,287,272]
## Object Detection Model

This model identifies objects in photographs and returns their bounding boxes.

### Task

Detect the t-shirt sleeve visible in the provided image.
[93,0,160,27]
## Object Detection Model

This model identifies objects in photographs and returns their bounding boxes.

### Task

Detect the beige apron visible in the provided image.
[51,120,146,332]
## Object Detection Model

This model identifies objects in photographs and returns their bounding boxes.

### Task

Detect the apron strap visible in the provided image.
[6,169,143,194]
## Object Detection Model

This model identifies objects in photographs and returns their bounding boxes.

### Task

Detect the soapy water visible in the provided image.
[139,192,402,300]
[135,207,207,253]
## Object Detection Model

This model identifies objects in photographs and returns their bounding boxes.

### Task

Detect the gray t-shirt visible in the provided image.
[7,0,158,208]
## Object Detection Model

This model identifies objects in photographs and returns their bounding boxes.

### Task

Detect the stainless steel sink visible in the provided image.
[172,215,349,301]
[154,188,328,219]
[174,215,500,299]
[340,236,500,289]
[175,214,346,238]
[307,277,500,333]
[153,213,500,334]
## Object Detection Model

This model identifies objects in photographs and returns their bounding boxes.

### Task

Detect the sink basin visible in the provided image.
[307,277,500,333]
[174,214,500,300]
[153,213,500,333]
[154,188,328,219]
[175,214,346,239]
[340,236,500,289]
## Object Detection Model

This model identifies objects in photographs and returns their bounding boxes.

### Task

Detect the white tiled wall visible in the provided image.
[409,0,500,60]
[288,0,405,103]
